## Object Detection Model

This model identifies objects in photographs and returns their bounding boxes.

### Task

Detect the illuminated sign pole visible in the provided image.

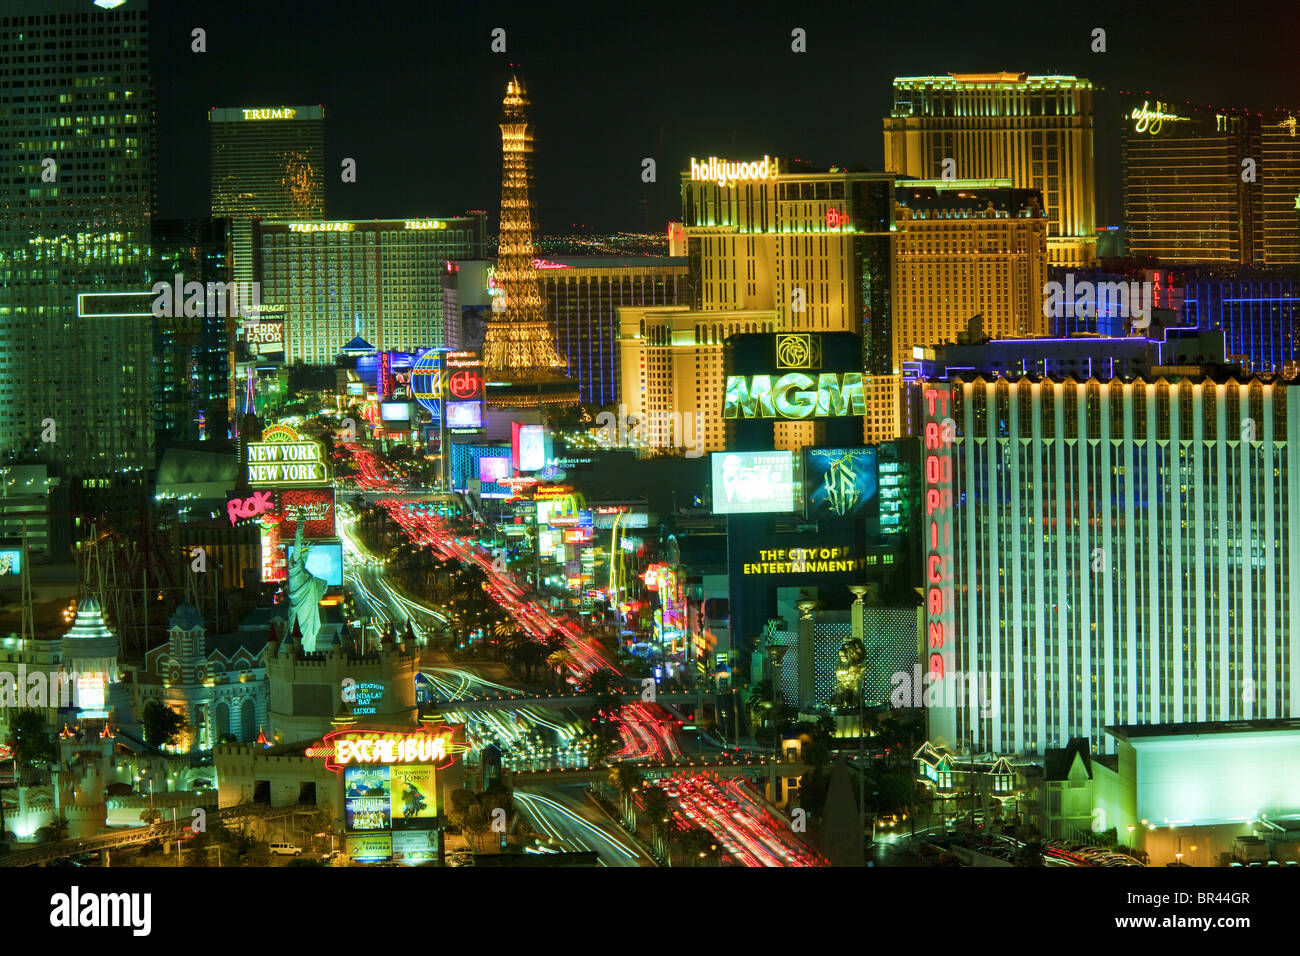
[922,384,958,746]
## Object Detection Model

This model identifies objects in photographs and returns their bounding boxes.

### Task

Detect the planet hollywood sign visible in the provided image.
[690,155,778,188]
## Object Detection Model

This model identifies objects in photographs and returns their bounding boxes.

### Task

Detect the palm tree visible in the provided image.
[546,649,577,687]
[608,763,643,827]
[640,786,674,861]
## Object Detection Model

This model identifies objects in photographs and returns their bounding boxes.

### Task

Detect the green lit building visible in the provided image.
[0,0,156,529]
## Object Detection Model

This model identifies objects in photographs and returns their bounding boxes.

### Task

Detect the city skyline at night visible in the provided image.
[3,0,1300,927]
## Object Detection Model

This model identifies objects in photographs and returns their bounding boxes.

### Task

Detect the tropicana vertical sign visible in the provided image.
[922,386,956,689]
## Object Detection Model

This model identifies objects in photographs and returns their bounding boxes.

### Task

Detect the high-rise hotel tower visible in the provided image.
[884,73,1096,267]
[922,371,1300,756]
[1123,93,1300,266]
[0,0,155,526]
[209,105,325,286]
[624,160,898,451]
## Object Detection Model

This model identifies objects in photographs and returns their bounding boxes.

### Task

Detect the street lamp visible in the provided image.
[765,644,788,805]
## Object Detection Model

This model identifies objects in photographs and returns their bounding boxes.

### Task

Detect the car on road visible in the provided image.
[270,843,303,857]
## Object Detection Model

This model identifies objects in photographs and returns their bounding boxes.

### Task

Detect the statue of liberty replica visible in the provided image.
[285,523,328,652]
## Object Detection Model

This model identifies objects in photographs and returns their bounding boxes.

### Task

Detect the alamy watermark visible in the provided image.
[889,664,999,718]
[151,273,261,319]
[1043,274,1152,330]
[595,404,704,458]
[0,666,94,709]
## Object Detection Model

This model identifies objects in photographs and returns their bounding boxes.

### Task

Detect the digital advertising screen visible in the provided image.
[276,488,336,540]
[0,548,20,576]
[479,456,511,482]
[806,447,878,519]
[380,402,411,422]
[345,833,393,862]
[287,541,343,586]
[344,766,392,831]
[711,451,794,514]
[513,422,548,472]
[446,400,483,431]
[390,764,438,825]
[392,829,439,865]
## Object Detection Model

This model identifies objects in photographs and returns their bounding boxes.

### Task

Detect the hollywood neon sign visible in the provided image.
[826,208,850,228]
[1131,100,1187,135]
[923,387,955,684]
[311,729,465,772]
[723,372,866,420]
[690,155,777,188]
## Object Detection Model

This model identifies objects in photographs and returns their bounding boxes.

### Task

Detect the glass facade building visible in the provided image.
[0,0,155,527]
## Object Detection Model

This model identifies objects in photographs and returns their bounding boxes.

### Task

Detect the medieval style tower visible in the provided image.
[482,76,578,407]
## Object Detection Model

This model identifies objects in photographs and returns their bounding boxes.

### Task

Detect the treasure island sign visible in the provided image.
[246,423,327,487]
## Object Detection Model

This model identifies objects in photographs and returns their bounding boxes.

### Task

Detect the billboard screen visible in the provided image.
[514,423,547,473]
[276,488,336,539]
[806,447,878,519]
[392,830,439,865]
[711,451,794,514]
[344,766,392,831]
[0,549,21,576]
[446,400,483,431]
[390,764,438,824]
[479,456,510,482]
[345,833,393,862]
[287,541,343,586]
[380,402,411,422]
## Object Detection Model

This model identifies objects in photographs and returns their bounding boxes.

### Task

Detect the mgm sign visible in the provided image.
[723,335,864,420]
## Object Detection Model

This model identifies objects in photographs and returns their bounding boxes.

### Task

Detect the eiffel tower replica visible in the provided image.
[481,75,579,409]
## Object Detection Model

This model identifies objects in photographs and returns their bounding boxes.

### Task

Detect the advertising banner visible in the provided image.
[711,451,794,514]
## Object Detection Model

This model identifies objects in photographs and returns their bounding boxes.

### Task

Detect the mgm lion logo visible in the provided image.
[775,333,821,370]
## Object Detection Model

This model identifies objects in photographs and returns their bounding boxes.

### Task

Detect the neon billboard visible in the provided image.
[922,386,956,695]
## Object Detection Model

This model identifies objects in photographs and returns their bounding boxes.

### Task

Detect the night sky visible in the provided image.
[149,0,1300,235]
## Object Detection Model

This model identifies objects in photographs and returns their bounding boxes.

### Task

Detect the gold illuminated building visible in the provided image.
[883,73,1096,267]
[482,79,570,383]
[1123,96,1300,266]
[638,162,900,448]
[891,180,1048,376]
